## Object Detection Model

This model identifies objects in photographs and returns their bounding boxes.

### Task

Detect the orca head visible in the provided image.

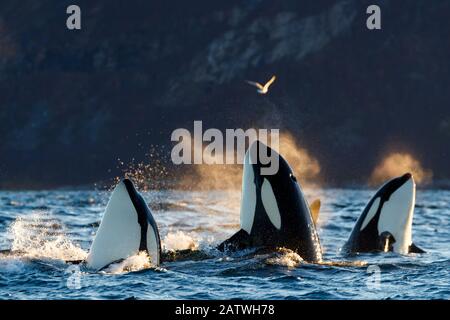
[346,173,418,254]
[86,179,161,270]
[238,140,322,261]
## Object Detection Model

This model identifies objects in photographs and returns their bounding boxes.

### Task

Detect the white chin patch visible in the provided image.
[261,178,281,230]
[377,178,415,254]
[240,151,256,234]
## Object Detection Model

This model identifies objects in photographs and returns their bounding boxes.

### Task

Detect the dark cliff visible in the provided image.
[0,0,449,188]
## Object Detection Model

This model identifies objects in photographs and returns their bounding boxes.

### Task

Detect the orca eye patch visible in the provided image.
[261,178,282,230]
[290,173,297,182]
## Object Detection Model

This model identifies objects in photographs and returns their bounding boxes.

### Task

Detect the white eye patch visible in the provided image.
[360,197,381,231]
[240,152,257,234]
[261,178,281,230]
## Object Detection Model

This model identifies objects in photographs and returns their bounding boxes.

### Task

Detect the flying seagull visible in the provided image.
[246,75,276,94]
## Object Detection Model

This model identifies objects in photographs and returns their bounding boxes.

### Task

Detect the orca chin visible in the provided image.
[86,179,161,270]
[217,140,322,263]
[343,173,425,255]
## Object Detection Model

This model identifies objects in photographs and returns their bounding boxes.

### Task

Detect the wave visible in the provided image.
[100,252,155,274]
[265,248,304,268]
[162,230,200,251]
[6,212,87,261]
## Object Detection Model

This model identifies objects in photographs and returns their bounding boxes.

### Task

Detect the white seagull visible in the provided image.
[246,75,276,94]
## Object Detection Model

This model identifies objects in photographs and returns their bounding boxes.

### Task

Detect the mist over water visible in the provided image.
[0,188,449,299]
[115,131,323,192]
[370,153,433,186]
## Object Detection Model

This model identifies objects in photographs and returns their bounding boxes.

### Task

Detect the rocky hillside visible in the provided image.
[0,0,449,188]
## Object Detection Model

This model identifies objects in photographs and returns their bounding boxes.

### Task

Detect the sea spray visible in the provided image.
[8,212,87,261]
[162,230,199,251]
[101,251,154,274]
[265,248,305,268]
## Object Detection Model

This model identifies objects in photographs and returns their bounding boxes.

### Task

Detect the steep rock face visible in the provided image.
[0,0,449,188]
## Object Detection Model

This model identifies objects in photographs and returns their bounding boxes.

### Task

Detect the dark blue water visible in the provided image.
[0,188,449,299]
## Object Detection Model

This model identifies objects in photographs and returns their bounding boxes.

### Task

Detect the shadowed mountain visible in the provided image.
[0,0,449,188]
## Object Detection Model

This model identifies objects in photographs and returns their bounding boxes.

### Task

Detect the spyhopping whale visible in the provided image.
[218,141,322,263]
[86,179,161,270]
[343,173,425,254]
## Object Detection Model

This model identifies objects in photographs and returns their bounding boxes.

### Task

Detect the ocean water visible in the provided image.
[0,188,449,300]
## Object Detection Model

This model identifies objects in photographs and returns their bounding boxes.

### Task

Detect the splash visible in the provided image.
[369,153,433,186]
[318,260,368,267]
[8,212,87,261]
[110,130,321,191]
[264,249,367,268]
[162,231,199,251]
[265,248,304,268]
[101,251,153,274]
[114,145,172,191]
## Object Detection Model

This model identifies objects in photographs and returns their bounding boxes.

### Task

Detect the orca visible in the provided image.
[343,173,425,254]
[217,141,322,262]
[86,179,161,270]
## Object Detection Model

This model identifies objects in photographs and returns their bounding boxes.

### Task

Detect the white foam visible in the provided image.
[162,231,199,251]
[101,251,153,274]
[8,212,87,261]
[265,248,304,268]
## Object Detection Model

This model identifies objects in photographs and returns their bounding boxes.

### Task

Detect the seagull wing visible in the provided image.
[246,80,264,90]
[263,75,276,91]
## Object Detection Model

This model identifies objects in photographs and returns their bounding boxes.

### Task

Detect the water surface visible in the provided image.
[0,188,449,299]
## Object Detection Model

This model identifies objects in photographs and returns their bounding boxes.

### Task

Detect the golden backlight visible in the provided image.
[369,153,433,186]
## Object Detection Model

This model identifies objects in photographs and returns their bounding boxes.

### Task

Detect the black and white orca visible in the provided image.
[86,179,161,270]
[343,173,425,254]
[217,141,322,262]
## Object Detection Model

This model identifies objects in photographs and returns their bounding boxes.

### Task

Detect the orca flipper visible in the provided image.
[217,229,252,252]
[86,179,161,270]
[409,243,426,253]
